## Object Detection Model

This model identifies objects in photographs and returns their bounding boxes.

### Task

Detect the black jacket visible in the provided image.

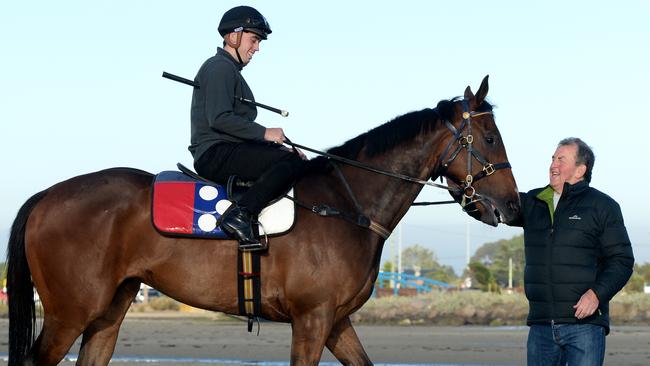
[189,48,266,163]
[516,181,634,334]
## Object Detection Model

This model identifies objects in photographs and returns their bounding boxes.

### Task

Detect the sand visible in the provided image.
[1,315,648,365]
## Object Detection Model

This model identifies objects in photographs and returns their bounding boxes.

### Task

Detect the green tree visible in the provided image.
[623,272,644,293]
[621,263,650,293]
[398,244,458,285]
[401,244,437,272]
[380,261,394,288]
[471,234,524,288]
[635,263,650,284]
[424,264,457,284]
[382,260,394,273]
[468,261,499,293]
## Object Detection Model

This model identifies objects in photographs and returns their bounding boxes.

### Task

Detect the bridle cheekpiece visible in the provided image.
[436,99,511,212]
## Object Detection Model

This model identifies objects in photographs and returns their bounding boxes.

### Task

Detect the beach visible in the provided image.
[1,315,648,365]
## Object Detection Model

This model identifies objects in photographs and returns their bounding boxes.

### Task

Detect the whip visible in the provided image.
[162,71,289,117]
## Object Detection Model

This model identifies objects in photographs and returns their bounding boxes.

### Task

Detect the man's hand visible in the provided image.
[264,127,285,145]
[573,289,600,319]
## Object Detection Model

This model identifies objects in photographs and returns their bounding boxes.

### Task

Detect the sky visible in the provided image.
[1,1,649,274]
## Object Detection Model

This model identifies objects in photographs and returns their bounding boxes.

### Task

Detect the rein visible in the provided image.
[284,139,454,192]
[282,98,512,237]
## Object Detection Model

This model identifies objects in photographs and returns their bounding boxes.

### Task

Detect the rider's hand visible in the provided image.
[264,128,285,145]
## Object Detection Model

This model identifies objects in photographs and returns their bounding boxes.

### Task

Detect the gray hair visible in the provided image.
[558,137,595,183]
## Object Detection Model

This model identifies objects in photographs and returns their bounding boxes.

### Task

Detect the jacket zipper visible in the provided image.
[548,198,558,323]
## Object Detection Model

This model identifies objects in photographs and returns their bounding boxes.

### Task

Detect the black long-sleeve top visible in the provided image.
[189,48,265,163]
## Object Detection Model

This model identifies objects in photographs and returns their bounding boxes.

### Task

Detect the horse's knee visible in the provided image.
[289,312,336,364]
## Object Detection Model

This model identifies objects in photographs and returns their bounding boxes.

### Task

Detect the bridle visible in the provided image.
[282,98,512,237]
[435,99,511,212]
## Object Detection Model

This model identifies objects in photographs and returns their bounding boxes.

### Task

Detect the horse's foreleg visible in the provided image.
[326,316,373,366]
[290,307,335,366]
[76,279,141,366]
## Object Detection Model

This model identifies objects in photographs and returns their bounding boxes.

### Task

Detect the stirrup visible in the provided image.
[239,241,267,252]
[238,226,268,252]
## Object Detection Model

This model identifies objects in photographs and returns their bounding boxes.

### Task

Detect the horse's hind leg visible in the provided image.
[76,279,141,366]
[326,316,373,366]
[27,318,84,365]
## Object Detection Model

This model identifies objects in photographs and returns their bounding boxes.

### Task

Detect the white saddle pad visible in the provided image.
[218,189,295,236]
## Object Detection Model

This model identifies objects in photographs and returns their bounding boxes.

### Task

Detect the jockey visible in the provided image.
[189,6,306,251]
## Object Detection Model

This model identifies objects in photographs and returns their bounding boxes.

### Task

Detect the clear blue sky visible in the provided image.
[1,1,648,274]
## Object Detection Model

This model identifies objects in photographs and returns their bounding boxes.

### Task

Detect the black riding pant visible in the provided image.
[195,142,305,214]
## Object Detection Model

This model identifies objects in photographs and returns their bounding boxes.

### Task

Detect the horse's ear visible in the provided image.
[464,86,474,99]
[475,75,489,105]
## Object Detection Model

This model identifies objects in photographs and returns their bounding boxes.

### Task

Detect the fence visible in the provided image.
[374,271,453,297]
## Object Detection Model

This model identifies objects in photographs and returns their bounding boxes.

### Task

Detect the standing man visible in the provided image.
[515,137,634,365]
[189,6,305,251]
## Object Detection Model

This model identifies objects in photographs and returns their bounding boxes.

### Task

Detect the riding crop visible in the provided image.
[162,71,289,117]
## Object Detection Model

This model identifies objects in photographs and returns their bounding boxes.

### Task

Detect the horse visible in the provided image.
[6,76,520,366]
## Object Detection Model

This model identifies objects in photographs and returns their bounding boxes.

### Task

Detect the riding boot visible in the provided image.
[220,205,265,251]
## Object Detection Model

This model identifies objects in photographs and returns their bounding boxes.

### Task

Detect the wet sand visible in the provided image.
[1,315,649,365]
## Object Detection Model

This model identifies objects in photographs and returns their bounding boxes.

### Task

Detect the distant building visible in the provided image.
[644,284,650,294]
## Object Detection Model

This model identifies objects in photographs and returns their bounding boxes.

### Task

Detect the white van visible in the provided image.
[134,284,162,303]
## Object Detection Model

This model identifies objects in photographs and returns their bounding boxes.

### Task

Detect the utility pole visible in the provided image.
[388,233,394,290]
[397,222,403,283]
[462,216,474,289]
[465,216,471,267]
[508,257,513,290]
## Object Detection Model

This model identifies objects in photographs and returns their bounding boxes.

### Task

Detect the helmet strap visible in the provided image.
[225,31,244,64]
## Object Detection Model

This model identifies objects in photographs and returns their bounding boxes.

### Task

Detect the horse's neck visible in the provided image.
[322,139,442,285]
[342,133,445,232]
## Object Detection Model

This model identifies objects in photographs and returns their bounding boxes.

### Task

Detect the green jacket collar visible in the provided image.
[534,180,590,223]
[536,186,556,223]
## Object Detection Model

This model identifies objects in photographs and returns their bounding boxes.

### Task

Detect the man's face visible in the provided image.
[549,144,586,193]
[237,31,261,65]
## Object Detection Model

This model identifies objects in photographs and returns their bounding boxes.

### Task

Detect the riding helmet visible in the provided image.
[218,6,272,40]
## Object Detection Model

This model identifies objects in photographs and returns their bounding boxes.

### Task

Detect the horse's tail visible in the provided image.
[6,190,48,366]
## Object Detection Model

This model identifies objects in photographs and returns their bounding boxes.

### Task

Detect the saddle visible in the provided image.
[151,164,295,239]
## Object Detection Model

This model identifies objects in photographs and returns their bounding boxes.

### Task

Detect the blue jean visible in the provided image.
[527,323,605,366]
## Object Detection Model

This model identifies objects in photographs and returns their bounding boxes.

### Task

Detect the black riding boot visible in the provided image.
[220,205,265,251]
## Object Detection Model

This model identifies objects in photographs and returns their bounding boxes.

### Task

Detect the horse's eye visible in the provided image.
[486,136,495,144]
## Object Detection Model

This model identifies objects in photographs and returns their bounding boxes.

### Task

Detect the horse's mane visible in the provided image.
[304,98,493,174]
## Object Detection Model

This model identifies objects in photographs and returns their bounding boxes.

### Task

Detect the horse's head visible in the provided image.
[435,75,520,226]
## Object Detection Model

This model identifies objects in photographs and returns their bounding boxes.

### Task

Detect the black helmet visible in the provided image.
[218,6,271,40]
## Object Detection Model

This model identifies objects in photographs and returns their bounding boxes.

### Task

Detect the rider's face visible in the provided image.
[237,31,261,65]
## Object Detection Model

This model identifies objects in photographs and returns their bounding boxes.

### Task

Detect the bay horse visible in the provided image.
[6,76,520,365]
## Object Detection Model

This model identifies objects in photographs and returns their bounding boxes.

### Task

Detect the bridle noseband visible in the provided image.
[436,99,511,212]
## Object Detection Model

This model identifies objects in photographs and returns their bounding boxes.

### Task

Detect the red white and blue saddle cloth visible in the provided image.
[152,171,294,239]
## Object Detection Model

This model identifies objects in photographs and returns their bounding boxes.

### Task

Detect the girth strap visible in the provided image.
[237,250,262,333]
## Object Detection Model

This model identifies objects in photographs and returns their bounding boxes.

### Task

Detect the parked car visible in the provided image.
[134,284,162,303]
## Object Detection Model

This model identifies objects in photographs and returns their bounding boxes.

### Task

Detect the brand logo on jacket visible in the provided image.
[568,214,582,220]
